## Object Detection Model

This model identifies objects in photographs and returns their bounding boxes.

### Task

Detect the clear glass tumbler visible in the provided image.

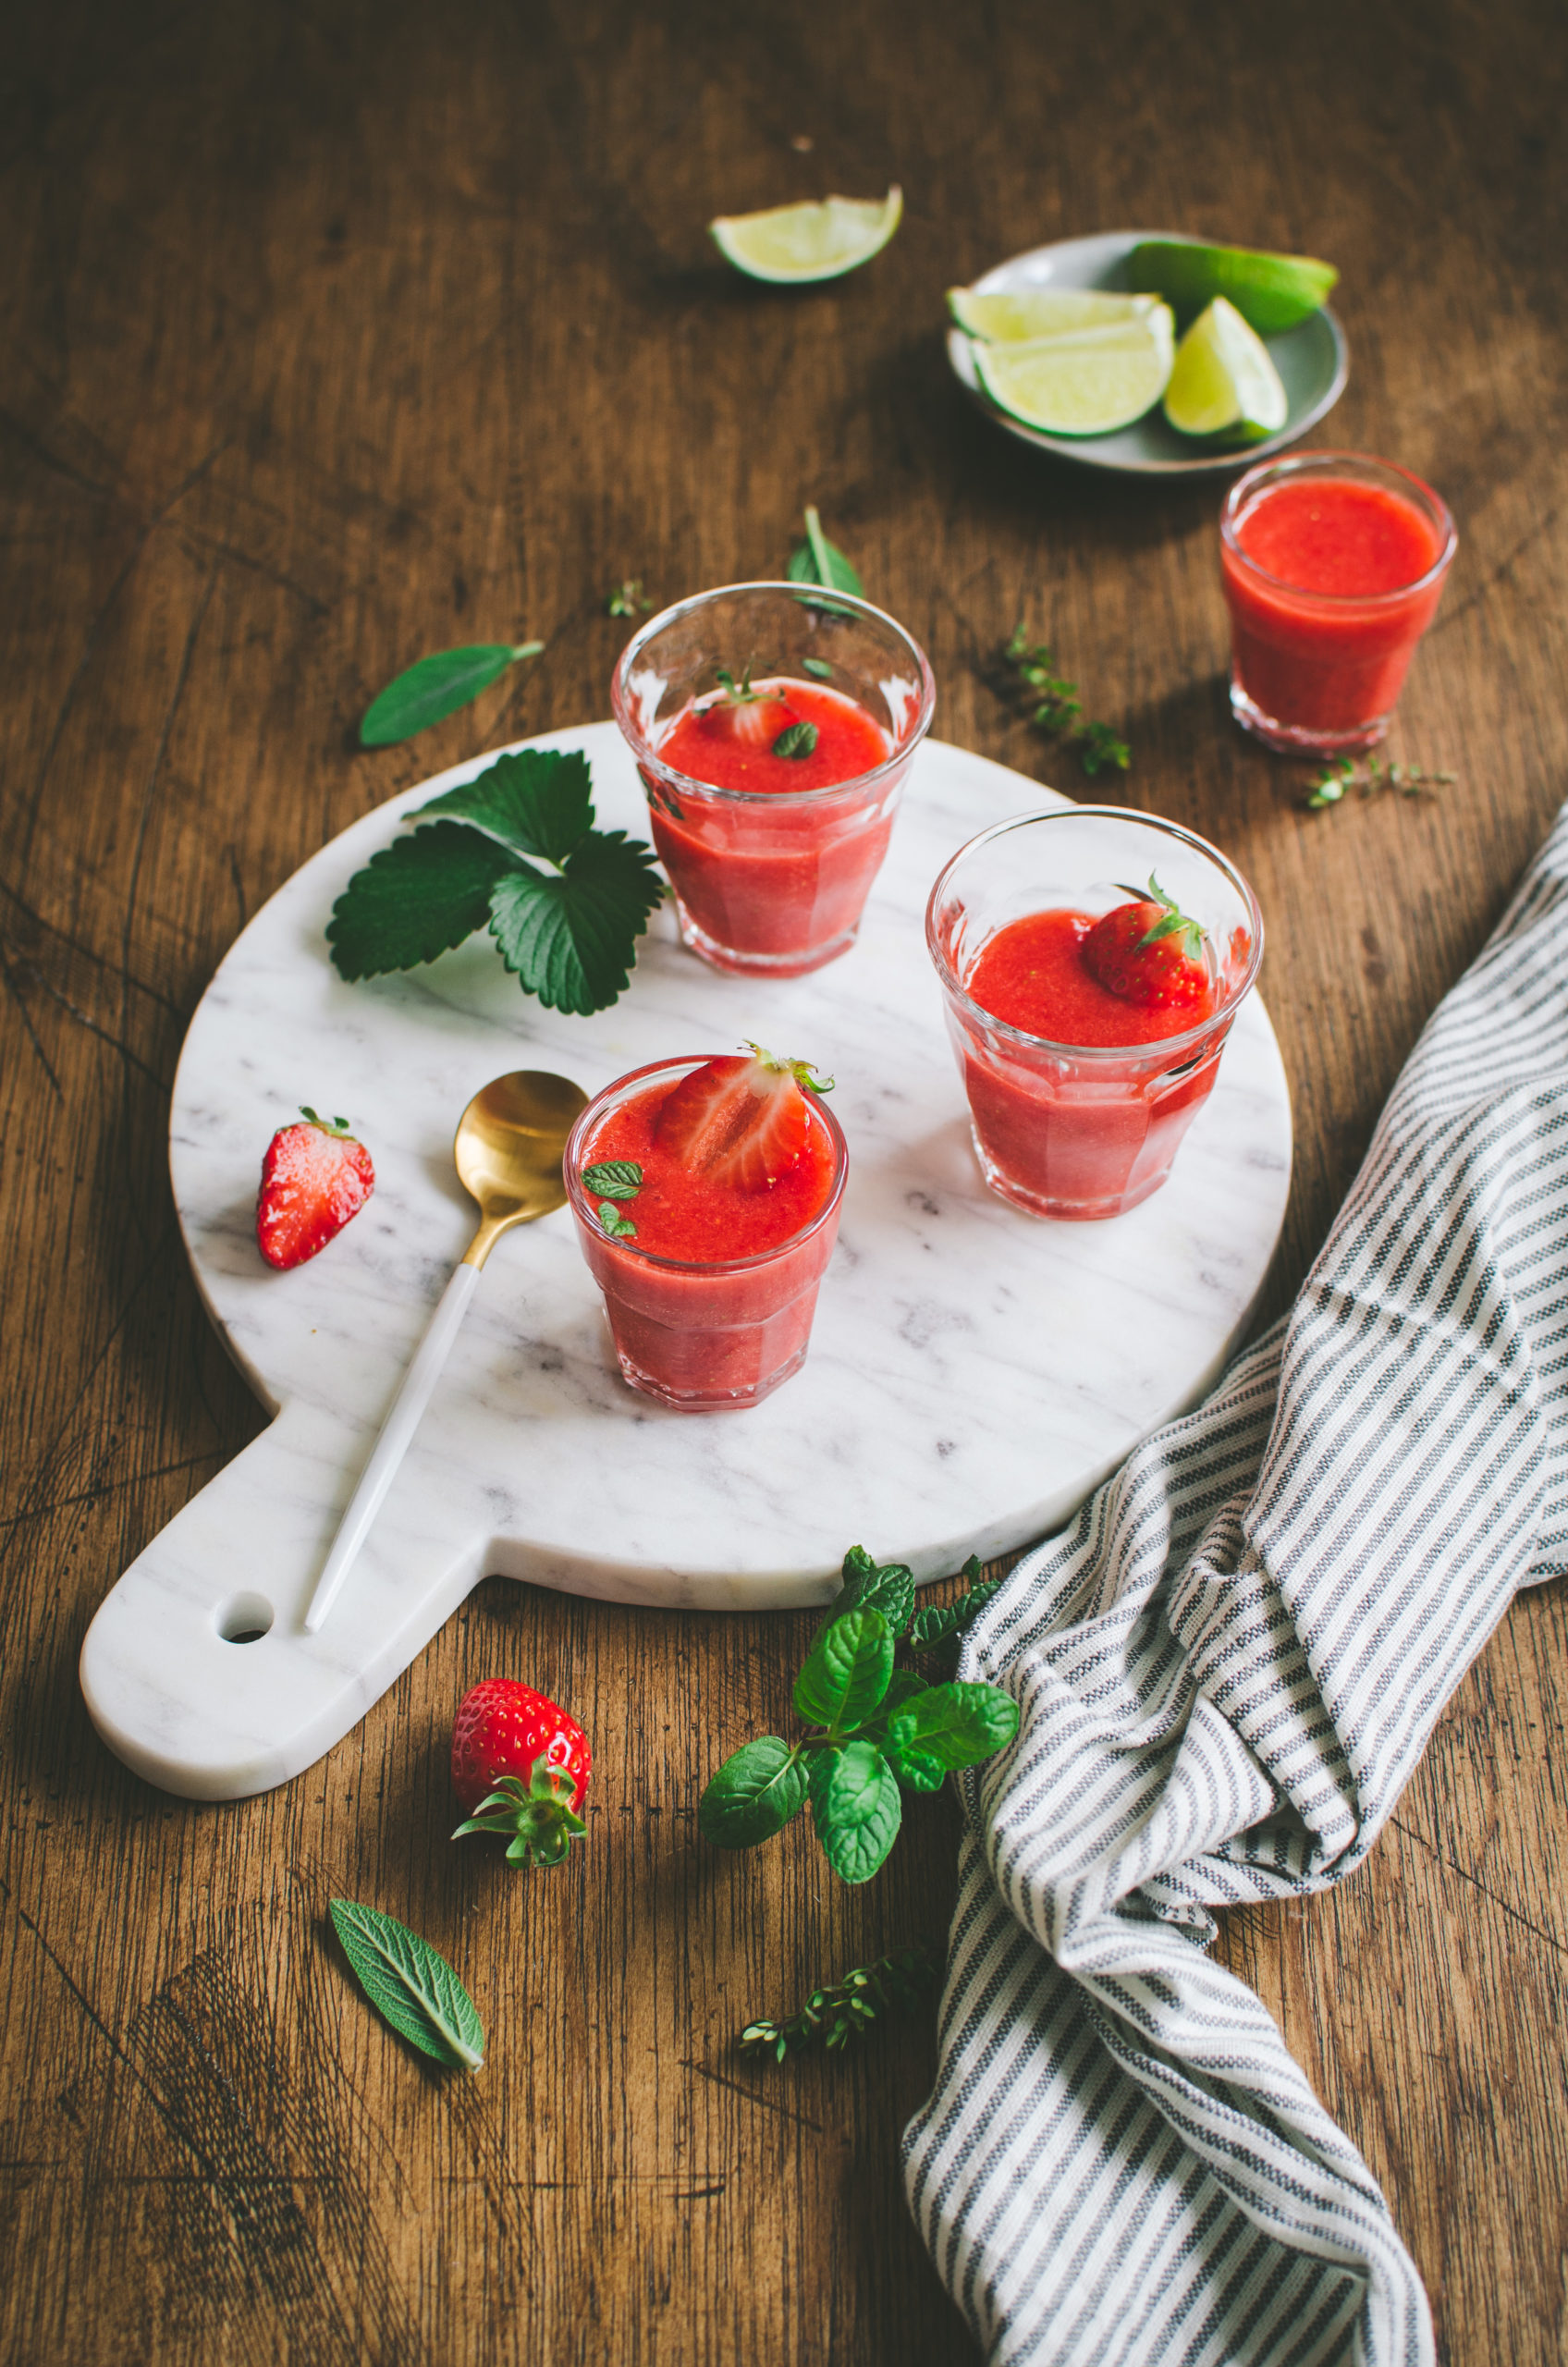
[564,1058,849,1409]
[1220,450,1457,754]
[926,808,1263,1221]
[611,582,936,976]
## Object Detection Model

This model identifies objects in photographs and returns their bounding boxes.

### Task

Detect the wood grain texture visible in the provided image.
[2,0,1565,2358]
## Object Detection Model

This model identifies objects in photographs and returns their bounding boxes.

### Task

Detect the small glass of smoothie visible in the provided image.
[611,582,936,976]
[1220,450,1456,754]
[565,1049,848,1409]
[926,809,1262,1221]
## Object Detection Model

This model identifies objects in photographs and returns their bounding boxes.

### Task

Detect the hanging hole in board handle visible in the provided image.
[215,1591,275,1645]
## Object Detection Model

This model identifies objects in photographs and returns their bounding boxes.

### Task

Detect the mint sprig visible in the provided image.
[327,748,664,1017]
[698,1546,1019,1886]
[360,642,545,747]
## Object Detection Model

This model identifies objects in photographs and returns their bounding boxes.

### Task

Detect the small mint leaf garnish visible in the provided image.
[773,720,819,760]
[802,657,833,680]
[582,1160,642,1200]
[596,1201,637,1239]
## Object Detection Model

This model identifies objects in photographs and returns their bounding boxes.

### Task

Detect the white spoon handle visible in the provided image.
[303,1259,482,1633]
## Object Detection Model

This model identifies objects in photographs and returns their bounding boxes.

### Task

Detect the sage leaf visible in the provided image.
[327,821,517,979]
[417,748,594,865]
[328,1899,484,2070]
[885,1682,1020,1794]
[793,1606,893,1732]
[361,642,544,747]
[699,1737,810,1847]
[808,1743,902,1883]
[788,505,864,598]
[486,829,665,1015]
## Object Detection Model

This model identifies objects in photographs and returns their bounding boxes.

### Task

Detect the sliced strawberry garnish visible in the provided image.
[655,1043,832,1193]
[699,667,798,749]
[1081,877,1212,1012]
[256,1107,374,1268]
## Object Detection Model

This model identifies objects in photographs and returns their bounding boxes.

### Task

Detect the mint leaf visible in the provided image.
[596,1201,636,1239]
[794,1606,893,1732]
[772,721,819,760]
[788,504,864,598]
[328,1899,484,2069]
[487,829,664,1015]
[909,1556,1000,1650]
[802,657,834,681]
[418,748,594,865]
[361,642,543,747]
[699,1738,809,1847]
[885,1682,1020,1794]
[808,1743,901,1883]
[582,1160,643,1200]
[853,1666,928,1750]
[327,821,516,979]
[830,1546,915,1639]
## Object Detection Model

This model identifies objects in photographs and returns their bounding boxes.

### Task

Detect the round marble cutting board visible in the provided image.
[80,725,1292,1800]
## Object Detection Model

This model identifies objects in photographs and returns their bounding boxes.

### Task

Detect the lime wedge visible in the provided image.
[971,306,1175,435]
[948,286,1158,341]
[1163,298,1288,442]
[1127,239,1338,334]
[709,188,902,284]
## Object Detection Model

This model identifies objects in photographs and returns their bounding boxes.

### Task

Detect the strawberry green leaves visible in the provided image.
[452,1766,588,1870]
[699,1545,1019,1886]
[360,642,545,747]
[329,1899,484,2070]
[327,748,664,1017]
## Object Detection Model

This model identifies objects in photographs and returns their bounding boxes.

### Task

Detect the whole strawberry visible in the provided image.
[451,1680,591,1869]
[256,1107,374,1269]
[1080,876,1211,1012]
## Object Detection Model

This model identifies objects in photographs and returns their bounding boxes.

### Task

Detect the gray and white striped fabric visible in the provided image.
[905,804,1568,2366]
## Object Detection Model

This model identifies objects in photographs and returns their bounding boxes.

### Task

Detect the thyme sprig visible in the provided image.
[1305,754,1457,811]
[606,579,652,618]
[998,625,1130,778]
[739,1939,939,2063]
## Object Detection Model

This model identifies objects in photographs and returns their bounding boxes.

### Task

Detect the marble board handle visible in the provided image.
[78,1399,484,1801]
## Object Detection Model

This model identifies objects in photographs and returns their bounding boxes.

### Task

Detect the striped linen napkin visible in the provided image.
[904,807,1568,2367]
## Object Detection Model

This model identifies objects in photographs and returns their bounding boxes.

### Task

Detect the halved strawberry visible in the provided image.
[256,1107,374,1268]
[655,1042,832,1192]
[699,667,799,749]
[1081,877,1212,1012]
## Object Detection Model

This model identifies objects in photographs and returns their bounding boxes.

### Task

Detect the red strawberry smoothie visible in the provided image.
[1221,469,1453,743]
[647,681,899,973]
[959,911,1228,1220]
[567,1060,847,1409]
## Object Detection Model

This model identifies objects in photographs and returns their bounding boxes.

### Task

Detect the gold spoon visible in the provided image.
[303,1071,588,1634]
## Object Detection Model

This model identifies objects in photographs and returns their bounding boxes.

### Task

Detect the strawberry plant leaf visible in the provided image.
[793,1606,893,1732]
[327,821,517,980]
[361,642,544,747]
[699,1737,810,1847]
[486,829,665,1015]
[328,1899,484,2070]
[788,504,864,598]
[885,1682,1020,1794]
[808,1742,902,1883]
[417,748,594,865]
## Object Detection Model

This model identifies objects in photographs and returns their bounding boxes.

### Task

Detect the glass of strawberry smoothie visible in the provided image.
[1220,450,1456,754]
[565,1053,849,1409]
[611,583,936,976]
[926,809,1263,1221]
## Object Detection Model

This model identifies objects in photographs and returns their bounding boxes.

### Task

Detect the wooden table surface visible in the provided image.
[4,3,1566,2360]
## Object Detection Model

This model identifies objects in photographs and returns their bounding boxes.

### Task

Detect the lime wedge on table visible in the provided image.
[709,189,902,283]
[948,286,1158,341]
[1163,298,1288,442]
[1128,239,1338,334]
[971,306,1175,436]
